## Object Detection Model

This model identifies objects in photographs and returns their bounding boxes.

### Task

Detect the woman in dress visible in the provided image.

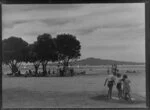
[116,73,123,99]
[122,74,132,102]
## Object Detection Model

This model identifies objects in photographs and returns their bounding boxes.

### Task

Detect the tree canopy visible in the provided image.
[3,36,28,75]
[34,33,57,75]
[55,33,81,67]
[34,33,57,62]
[2,33,81,77]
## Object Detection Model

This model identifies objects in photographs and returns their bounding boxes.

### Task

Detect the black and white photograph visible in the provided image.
[2,3,146,108]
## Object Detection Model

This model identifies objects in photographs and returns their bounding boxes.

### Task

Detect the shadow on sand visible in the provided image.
[90,94,146,105]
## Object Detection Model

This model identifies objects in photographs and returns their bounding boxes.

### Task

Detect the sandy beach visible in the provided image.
[2,65,146,108]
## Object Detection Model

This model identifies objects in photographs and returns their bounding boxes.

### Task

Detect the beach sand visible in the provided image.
[2,69,146,108]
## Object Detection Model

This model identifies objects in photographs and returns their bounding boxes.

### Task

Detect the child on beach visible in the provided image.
[116,73,123,99]
[104,73,116,99]
[122,74,132,102]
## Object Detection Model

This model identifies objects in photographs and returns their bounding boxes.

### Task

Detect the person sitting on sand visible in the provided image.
[122,74,132,102]
[104,73,116,99]
[116,73,123,99]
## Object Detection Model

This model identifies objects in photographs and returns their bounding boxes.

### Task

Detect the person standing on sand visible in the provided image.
[116,73,123,99]
[104,73,116,99]
[122,74,132,102]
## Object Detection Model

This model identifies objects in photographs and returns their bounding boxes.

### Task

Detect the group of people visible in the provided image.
[104,71,132,102]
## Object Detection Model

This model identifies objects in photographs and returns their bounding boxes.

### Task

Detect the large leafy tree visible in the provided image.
[55,33,81,74]
[2,36,28,76]
[34,33,57,76]
[27,43,40,76]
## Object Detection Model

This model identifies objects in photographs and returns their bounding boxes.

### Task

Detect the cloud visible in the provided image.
[2,3,145,62]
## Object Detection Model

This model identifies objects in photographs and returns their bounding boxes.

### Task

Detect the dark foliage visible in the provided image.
[2,36,28,76]
[26,43,40,76]
[55,33,81,76]
[3,33,81,77]
[34,33,57,76]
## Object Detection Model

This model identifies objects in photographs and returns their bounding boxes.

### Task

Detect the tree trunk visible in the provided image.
[33,61,40,76]
[62,60,69,76]
[42,61,48,76]
[8,60,22,76]
[9,63,19,76]
[34,65,39,76]
[12,64,18,74]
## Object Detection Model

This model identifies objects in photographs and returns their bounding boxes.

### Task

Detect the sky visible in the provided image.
[2,3,145,62]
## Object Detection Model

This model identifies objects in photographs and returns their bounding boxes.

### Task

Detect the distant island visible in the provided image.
[71,57,145,66]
